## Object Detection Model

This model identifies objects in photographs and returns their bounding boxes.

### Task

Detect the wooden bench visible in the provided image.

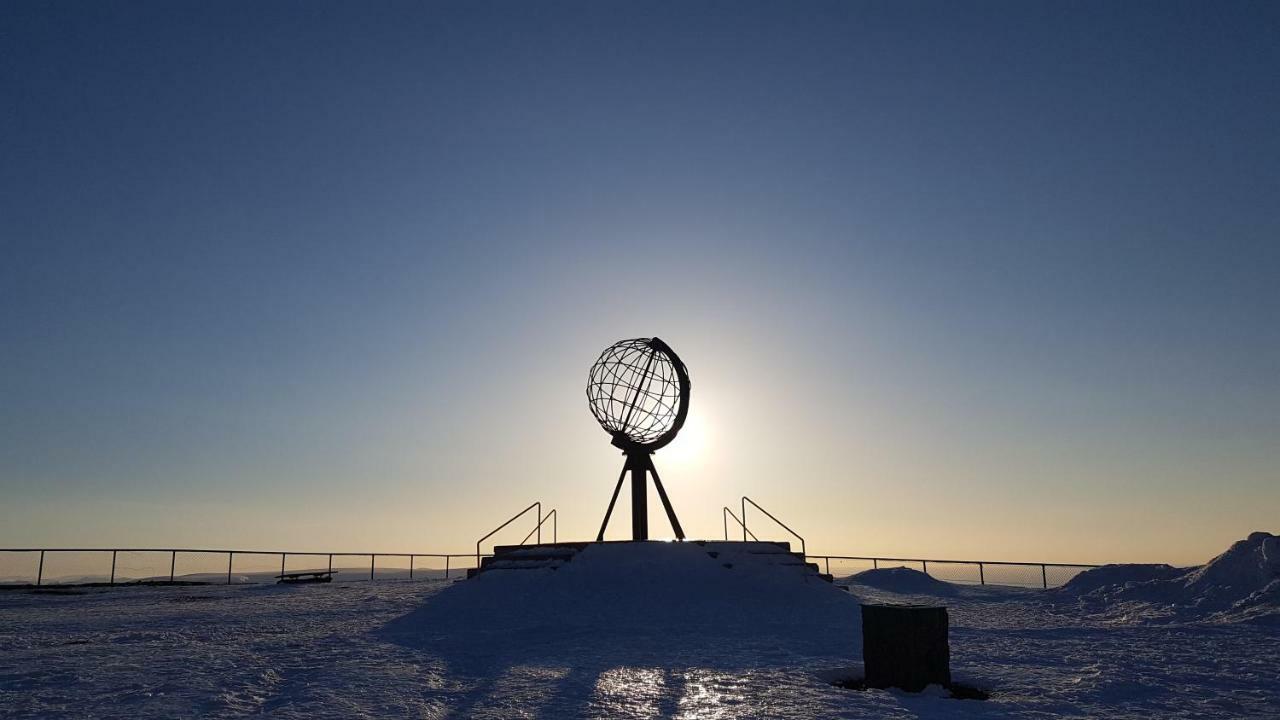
[275,570,336,584]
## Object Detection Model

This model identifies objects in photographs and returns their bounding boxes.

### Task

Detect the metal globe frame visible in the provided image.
[587,337,689,541]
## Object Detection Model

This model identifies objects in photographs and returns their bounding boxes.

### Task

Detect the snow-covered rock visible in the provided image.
[1058,531,1280,624]
[1182,532,1280,601]
[1059,564,1185,595]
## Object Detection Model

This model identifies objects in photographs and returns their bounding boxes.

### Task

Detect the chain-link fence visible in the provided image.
[2,546,1096,590]
[808,554,1098,589]
[0,549,480,587]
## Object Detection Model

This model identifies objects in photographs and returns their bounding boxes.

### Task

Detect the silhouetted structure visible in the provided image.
[861,604,951,691]
[588,337,689,541]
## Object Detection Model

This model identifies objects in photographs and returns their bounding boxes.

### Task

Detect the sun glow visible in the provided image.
[664,408,710,467]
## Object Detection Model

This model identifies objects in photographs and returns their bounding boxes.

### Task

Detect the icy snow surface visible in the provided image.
[2,538,1278,718]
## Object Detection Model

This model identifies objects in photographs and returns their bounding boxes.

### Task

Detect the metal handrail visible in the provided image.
[722,507,757,541]
[741,496,804,556]
[475,501,541,568]
[520,508,558,545]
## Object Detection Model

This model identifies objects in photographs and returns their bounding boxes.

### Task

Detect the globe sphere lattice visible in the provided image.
[587,338,686,447]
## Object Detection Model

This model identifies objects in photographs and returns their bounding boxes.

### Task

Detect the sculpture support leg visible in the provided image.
[597,465,628,541]
[602,452,683,542]
[648,462,685,540]
[630,455,649,541]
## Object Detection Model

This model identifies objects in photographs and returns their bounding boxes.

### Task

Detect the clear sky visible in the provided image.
[2,1,1277,567]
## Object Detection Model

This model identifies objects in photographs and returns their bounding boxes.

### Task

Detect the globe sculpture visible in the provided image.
[587,337,689,541]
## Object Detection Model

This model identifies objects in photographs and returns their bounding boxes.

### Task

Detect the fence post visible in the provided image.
[328,554,333,574]
[978,562,985,585]
[111,550,117,585]
[825,557,830,575]
[409,555,414,580]
[1041,564,1048,589]
[170,551,176,583]
[445,556,450,579]
[370,555,375,581]
[741,498,747,541]
[872,558,878,569]
[37,550,44,586]
[281,553,286,578]
[227,552,233,585]
[922,560,928,575]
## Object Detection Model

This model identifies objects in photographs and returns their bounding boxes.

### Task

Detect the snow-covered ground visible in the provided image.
[1,537,1277,719]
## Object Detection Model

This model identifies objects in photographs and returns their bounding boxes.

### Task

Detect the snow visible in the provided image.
[1058,563,1186,595]
[1055,531,1280,625]
[384,542,855,643]
[2,536,1278,718]
[844,567,958,596]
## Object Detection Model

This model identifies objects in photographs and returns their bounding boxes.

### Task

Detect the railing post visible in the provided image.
[227,552,233,585]
[741,497,747,541]
[281,553,286,578]
[922,560,928,575]
[370,555,375,581]
[825,557,830,575]
[723,509,728,541]
[445,556,450,579]
[37,550,44,586]
[979,562,985,585]
[170,550,176,583]
[328,554,333,574]
[110,550,117,585]
[409,555,414,580]
[1041,564,1048,589]
[553,512,557,543]
[537,502,542,544]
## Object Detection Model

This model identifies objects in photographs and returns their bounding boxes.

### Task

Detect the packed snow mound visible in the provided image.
[845,567,956,596]
[1060,563,1185,595]
[1060,531,1280,624]
[381,542,861,668]
[1182,532,1280,597]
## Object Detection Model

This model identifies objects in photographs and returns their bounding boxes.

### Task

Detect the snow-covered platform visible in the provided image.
[468,539,833,583]
[421,540,852,648]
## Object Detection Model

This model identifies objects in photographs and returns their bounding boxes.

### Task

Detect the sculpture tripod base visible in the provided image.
[597,451,685,542]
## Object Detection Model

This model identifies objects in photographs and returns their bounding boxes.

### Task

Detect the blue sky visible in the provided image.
[2,1,1277,565]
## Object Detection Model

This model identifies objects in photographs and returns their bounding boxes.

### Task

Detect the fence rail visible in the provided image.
[804,554,1100,589]
[2,548,1102,591]
[0,548,481,587]
[716,496,1100,589]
